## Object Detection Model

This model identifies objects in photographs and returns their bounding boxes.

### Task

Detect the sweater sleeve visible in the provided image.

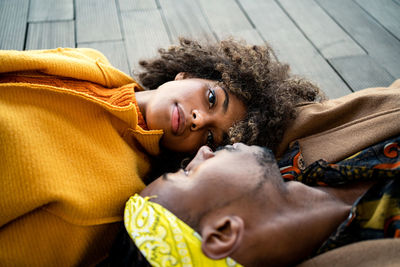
[0,48,135,88]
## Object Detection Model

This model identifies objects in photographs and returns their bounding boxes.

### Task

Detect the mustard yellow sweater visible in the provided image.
[0,48,163,266]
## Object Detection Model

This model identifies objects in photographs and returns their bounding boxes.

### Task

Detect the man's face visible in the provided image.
[140,143,267,223]
[144,78,246,154]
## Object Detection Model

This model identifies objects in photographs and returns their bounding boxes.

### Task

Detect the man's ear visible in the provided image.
[174,72,190,80]
[200,215,244,260]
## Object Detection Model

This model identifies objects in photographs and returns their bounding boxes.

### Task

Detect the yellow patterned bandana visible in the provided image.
[124,194,243,267]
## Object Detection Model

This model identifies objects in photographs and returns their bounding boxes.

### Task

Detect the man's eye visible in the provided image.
[182,168,189,176]
[206,130,215,148]
[207,88,216,108]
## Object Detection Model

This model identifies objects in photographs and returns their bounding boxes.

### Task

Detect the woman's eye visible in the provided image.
[207,88,216,108]
[206,130,215,148]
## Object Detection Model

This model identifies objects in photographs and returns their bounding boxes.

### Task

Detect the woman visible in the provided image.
[0,38,320,266]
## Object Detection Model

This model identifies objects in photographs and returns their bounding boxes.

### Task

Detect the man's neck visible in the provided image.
[256,182,354,266]
[239,181,376,267]
[317,180,375,205]
[291,183,352,253]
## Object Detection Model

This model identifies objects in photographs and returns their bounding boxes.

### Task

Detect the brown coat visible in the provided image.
[277,79,400,166]
[298,239,400,267]
[279,80,400,266]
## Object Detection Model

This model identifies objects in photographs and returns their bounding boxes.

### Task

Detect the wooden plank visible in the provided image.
[121,9,171,73]
[78,41,131,76]
[317,0,400,78]
[198,0,253,38]
[239,0,352,98]
[158,0,216,43]
[278,0,365,59]
[118,0,157,11]
[0,0,29,50]
[355,0,400,40]
[76,0,122,43]
[25,21,75,50]
[28,0,73,22]
[219,29,265,45]
[329,55,395,91]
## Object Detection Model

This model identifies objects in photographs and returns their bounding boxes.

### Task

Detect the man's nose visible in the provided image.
[198,145,215,160]
[190,109,210,131]
[186,145,214,170]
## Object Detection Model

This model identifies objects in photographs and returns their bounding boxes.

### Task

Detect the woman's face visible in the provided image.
[144,77,246,154]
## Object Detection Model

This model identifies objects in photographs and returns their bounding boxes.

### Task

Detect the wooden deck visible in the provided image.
[1,0,399,98]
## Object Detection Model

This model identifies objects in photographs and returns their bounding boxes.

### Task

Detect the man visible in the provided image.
[116,141,400,266]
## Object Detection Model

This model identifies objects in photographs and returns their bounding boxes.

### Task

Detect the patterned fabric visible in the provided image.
[278,135,400,255]
[124,194,242,267]
[316,178,400,255]
[279,136,400,185]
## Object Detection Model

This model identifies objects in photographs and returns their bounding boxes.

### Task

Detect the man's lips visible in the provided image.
[171,104,185,135]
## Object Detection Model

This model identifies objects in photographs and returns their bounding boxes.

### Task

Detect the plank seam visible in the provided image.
[195,0,219,41]
[28,19,74,24]
[23,1,30,51]
[353,0,400,42]
[154,0,174,44]
[235,0,272,50]
[325,58,355,93]
[73,0,77,47]
[115,0,132,75]
[234,0,256,28]
[314,0,368,55]
[274,0,351,91]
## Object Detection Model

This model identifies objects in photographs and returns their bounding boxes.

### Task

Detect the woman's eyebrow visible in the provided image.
[221,87,229,114]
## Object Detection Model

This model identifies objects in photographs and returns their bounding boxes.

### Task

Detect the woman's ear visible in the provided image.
[174,72,189,80]
[200,215,244,260]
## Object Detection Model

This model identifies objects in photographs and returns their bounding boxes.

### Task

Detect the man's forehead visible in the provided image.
[216,144,241,153]
[216,144,274,166]
[215,144,257,156]
[210,146,258,168]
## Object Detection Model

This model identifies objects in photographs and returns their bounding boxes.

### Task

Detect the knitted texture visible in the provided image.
[0,48,162,266]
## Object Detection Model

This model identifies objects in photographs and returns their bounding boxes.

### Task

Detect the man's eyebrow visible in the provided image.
[221,87,229,114]
[215,143,237,152]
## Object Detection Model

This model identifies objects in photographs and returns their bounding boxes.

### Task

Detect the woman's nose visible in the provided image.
[191,109,208,130]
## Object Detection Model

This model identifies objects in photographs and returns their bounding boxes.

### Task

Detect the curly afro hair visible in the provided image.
[137,37,324,153]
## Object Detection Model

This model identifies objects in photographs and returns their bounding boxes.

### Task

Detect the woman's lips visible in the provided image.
[171,104,185,135]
